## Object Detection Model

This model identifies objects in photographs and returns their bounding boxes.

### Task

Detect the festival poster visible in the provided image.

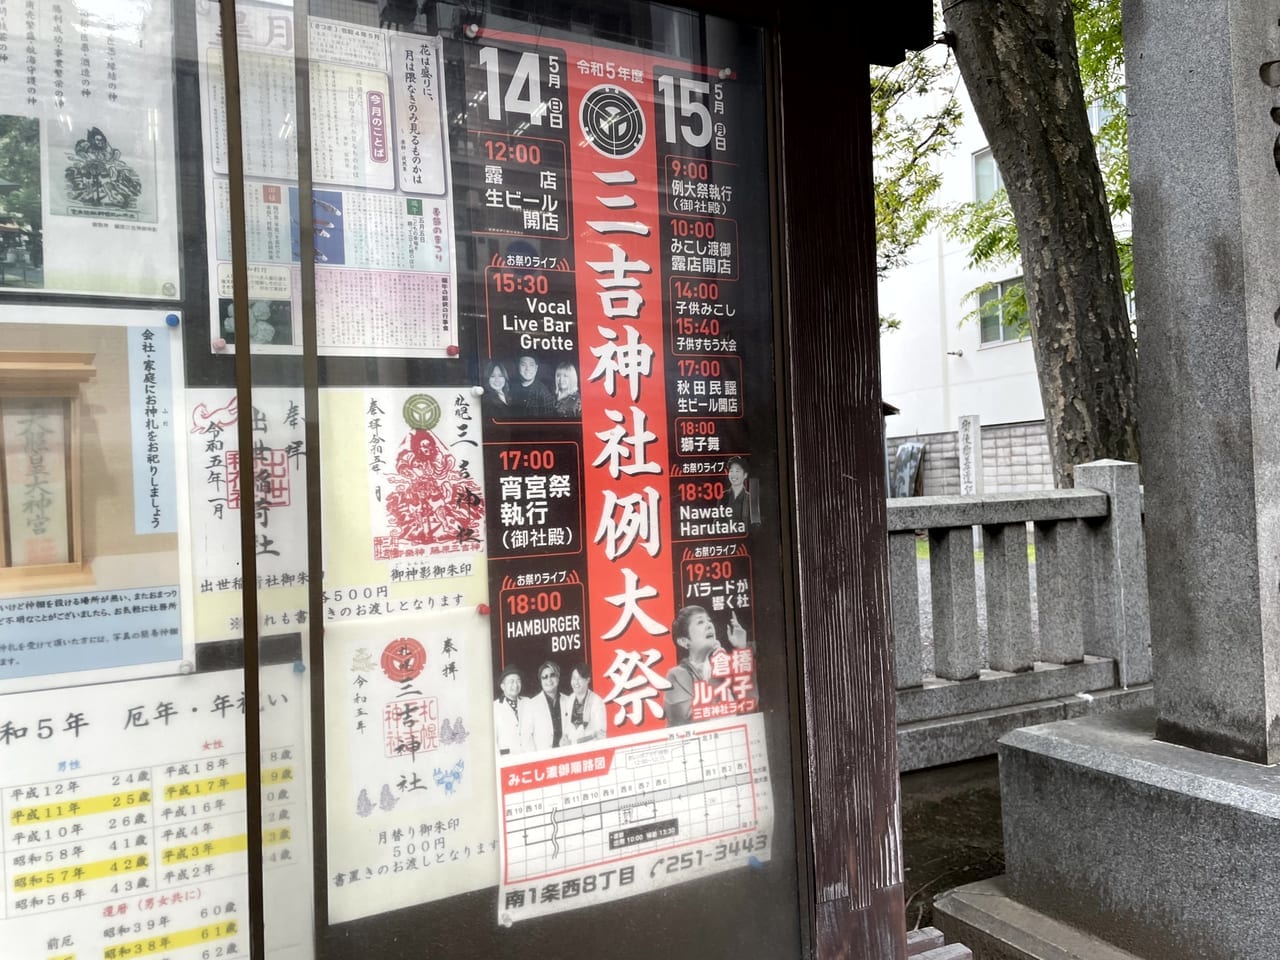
[196,4,459,358]
[0,0,181,298]
[0,663,314,960]
[466,30,781,921]
[324,612,498,923]
[185,386,310,646]
[319,387,488,622]
[0,307,192,694]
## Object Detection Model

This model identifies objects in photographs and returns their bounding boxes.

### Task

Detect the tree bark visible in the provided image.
[943,0,1139,486]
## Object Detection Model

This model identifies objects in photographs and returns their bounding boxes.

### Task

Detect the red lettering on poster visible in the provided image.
[501,747,616,794]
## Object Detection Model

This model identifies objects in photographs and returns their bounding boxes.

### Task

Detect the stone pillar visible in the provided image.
[1128,0,1280,764]
[981,520,1032,673]
[888,531,923,689]
[929,526,980,681]
[1074,460,1152,688]
[956,415,982,495]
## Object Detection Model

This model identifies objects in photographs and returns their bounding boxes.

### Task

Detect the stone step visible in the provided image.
[897,657,1120,725]
[933,876,1143,960]
[916,945,973,960]
[907,928,945,954]
[897,683,1152,771]
[908,927,972,959]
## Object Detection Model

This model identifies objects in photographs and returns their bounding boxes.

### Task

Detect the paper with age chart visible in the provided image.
[0,665,314,960]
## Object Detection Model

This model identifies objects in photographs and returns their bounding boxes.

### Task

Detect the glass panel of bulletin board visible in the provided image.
[0,2,805,957]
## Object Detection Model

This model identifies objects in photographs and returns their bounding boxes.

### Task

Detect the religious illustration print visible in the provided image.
[61,126,144,211]
[370,391,485,564]
[47,119,158,223]
[319,387,489,623]
[0,0,179,295]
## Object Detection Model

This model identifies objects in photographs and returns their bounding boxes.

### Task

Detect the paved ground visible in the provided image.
[901,756,1005,932]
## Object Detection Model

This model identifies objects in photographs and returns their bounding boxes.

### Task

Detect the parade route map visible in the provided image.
[498,714,772,923]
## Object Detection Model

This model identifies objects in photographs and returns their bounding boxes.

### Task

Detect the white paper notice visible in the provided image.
[0,0,181,298]
[318,387,487,622]
[325,613,499,923]
[196,5,458,358]
[0,306,192,696]
[0,665,314,959]
[496,713,774,924]
[185,386,310,645]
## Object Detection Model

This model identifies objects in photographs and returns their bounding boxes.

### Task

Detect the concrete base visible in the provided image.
[934,878,1143,960]
[898,657,1122,725]
[960,708,1280,960]
[909,926,975,959]
[897,683,1152,771]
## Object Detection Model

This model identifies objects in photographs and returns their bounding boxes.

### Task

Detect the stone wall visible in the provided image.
[887,420,1053,495]
[980,422,1053,493]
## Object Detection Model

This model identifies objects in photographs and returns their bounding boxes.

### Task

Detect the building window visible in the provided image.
[1086,99,1110,135]
[973,148,1003,203]
[979,277,1024,345]
[1087,90,1125,135]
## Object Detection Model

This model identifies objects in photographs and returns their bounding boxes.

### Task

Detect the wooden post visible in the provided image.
[777,10,914,957]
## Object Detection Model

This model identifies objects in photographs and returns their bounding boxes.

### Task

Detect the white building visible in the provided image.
[878,74,1121,495]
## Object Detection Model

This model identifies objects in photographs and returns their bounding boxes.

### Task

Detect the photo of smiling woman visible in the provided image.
[664,605,721,726]
[482,360,512,418]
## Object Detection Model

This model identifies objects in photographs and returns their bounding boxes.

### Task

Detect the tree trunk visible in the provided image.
[943,0,1139,487]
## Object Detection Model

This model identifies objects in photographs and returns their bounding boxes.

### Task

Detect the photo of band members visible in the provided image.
[482,354,581,420]
[493,659,605,755]
[492,595,760,758]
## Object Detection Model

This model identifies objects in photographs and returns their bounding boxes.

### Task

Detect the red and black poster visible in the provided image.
[462,22,784,921]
